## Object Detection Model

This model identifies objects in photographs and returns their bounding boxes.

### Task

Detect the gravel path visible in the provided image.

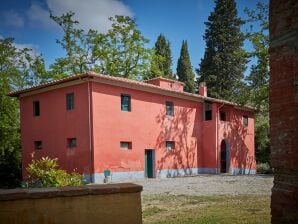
[131,174,273,196]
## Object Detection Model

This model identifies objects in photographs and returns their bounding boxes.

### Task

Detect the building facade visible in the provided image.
[9,72,256,183]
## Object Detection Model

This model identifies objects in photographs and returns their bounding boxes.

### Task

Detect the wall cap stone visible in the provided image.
[0,183,143,201]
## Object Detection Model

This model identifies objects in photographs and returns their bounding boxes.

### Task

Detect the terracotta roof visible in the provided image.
[7,71,255,111]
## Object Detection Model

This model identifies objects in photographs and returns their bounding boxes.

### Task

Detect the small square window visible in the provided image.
[121,94,131,112]
[166,141,175,150]
[120,141,132,150]
[220,111,226,121]
[33,101,40,116]
[67,138,77,148]
[166,101,174,116]
[66,93,74,111]
[243,116,248,127]
[34,141,42,150]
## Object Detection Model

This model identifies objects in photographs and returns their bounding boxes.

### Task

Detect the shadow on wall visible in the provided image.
[226,112,255,174]
[154,106,198,177]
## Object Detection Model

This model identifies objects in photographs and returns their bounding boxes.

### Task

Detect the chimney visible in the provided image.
[199,82,207,97]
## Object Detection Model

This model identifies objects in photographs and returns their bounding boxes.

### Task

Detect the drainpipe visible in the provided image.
[217,103,225,174]
[87,80,94,183]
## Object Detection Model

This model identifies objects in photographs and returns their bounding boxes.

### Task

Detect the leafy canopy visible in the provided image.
[244,2,269,164]
[0,37,48,188]
[50,12,151,79]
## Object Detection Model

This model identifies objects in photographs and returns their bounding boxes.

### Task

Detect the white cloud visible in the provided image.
[26,3,57,30]
[27,0,133,32]
[1,10,24,27]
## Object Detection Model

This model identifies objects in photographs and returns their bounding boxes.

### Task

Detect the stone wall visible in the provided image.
[0,183,142,224]
[269,0,298,223]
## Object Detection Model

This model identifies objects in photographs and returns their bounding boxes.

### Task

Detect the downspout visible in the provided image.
[87,80,94,183]
[217,103,225,174]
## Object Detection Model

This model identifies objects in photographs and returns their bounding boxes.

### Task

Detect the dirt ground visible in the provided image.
[131,174,273,196]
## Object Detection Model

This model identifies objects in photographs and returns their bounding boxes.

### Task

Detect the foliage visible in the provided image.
[49,12,88,77]
[50,12,151,79]
[256,162,272,174]
[0,37,48,188]
[244,2,270,164]
[149,34,173,79]
[196,0,246,101]
[176,40,196,93]
[25,157,83,188]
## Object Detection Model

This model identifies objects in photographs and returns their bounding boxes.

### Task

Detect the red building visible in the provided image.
[9,71,256,183]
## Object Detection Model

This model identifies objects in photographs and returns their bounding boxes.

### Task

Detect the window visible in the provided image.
[34,141,42,150]
[166,101,174,116]
[120,141,132,150]
[66,93,74,111]
[166,141,175,150]
[243,116,248,127]
[204,102,212,120]
[121,94,131,111]
[220,111,226,121]
[67,138,77,148]
[33,101,40,116]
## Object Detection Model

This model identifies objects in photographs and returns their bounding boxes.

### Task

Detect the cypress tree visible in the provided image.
[177,40,196,93]
[196,0,246,100]
[150,34,173,78]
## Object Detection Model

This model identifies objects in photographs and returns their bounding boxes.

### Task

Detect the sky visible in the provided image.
[0,0,268,73]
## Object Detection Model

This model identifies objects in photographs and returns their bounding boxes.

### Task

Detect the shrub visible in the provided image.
[256,162,272,174]
[25,157,83,188]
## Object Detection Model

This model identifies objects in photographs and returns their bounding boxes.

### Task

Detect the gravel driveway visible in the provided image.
[131,174,273,196]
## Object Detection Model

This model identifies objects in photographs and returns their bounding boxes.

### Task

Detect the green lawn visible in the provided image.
[142,194,270,224]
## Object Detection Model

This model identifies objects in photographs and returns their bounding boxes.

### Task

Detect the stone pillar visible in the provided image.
[269,0,298,223]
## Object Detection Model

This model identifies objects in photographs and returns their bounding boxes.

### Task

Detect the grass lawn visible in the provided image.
[142,194,270,224]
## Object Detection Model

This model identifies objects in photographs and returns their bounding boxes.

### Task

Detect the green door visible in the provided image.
[145,150,154,178]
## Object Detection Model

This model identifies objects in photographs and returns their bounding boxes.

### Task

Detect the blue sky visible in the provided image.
[0,0,268,73]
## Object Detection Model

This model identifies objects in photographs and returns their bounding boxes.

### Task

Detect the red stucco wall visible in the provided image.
[19,78,255,181]
[20,83,91,178]
[91,82,200,174]
[217,105,256,172]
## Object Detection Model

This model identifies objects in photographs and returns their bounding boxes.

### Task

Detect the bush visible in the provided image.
[256,162,272,174]
[0,148,21,188]
[25,157,83,188]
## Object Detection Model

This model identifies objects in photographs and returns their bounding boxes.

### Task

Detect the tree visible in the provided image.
[244,2,269,164]
[50,13,151,79]
[176,40,196,93]
[197,0,246,101]
[150,34,173,79]
[0,79,21,188]
[0,37,48,188]
[50,12,94,77]
[94,16,151,79]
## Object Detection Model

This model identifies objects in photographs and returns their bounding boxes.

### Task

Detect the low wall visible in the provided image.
[0,183,143,224]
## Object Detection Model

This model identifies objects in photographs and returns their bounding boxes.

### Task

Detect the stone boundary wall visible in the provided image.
[0,183,143,224]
